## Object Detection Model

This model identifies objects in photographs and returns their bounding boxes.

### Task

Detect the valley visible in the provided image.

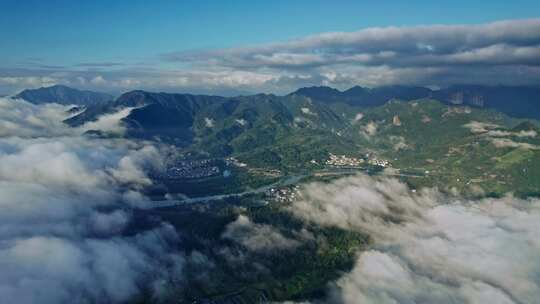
[11,84,540,303]
[4,8,540,304]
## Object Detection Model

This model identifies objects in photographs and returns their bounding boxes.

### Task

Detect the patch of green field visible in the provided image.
[495,149,535,169]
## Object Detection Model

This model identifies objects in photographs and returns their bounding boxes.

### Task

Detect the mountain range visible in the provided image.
[291,84,540,119]
[9,83,540,302]
[15,84,113,106]
[47,84,537,146]
[16,84,540,119]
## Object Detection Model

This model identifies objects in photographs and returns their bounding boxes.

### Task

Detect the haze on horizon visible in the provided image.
[1,0,540,96]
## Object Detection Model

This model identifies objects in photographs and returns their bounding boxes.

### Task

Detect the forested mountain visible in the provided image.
[15,84,113,105]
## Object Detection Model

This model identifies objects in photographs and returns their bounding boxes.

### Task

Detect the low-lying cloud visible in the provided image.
[290,175,540,304]
[222,215,300,252]
[0,97,184,303]
[0,98,72,137]
[79,106,136,135]
[463,120,540,150]
[489,137,540,150]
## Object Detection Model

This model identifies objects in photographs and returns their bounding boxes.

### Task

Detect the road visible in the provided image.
[146,167,424,209]
[147,174,306,208]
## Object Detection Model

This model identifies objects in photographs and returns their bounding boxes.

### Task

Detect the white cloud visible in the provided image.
[235,118,247,126]
[489,137,539,150]
[486,129,537,138]
[353,112,364,122]
[222,215,300,252]
[0,97,135,137]
[154,19,540,91]
[204,117,215,128]
[301,107,316,116]
[3,19,540,95]
[170,19,540,70]
[79,107,134,135]
[0,76,57,89]
[0,98,72,137]
[290,175,540,304]
[0,98,185,303]
[90,75,106,85]
[462,120,540,150]
[463,120,500,133]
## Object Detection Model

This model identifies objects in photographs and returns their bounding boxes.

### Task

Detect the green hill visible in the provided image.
[67,88,540,197]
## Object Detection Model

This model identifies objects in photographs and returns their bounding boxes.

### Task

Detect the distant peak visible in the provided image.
[48,84,70,89]
[343,85,368,94]
[346,85,367,90]
[294,86,341,92]
[15,84,113,106]
[121,89,149,96]
[512,121,539,132]
[39,84,79,92]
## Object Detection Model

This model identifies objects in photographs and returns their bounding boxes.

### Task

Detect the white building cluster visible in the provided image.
[368,158,390,167]
[268,186,300,203]
[325,153,364,167]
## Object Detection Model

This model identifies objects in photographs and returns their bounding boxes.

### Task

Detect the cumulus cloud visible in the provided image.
[290,174,540,304]
[0,76,57,90]
[0,97,184,303]
[489,137,540,150]
[159,19,540,91]
[0,66,274,96]
[3,19,540,95]
[222,215,300,252]
[463,120,540,149]
[166,19,540,69]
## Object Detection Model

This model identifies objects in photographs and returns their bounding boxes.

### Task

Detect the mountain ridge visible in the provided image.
[291,84,540,119]
[63,84,540,146]
[15,84,114,106]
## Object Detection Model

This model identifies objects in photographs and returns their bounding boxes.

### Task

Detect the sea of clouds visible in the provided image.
[3,96,540,304]
[289,175,540,304]
[0,97,185,303]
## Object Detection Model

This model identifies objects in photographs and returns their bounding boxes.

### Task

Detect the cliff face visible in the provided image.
[433,85,540,119]
[393,115,402,126]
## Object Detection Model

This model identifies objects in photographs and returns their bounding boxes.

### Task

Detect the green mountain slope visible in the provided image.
[67,88,540,197]
[15,84,113,105]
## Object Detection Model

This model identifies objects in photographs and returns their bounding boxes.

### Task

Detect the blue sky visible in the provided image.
[1,0,540,95]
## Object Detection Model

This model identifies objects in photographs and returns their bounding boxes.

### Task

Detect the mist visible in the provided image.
[0,97,184,303]
[290,175,540,304]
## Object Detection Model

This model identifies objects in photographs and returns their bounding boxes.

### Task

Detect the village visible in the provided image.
[267,185,301,203]
[324,152,390,168]
[153,159,222,180]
